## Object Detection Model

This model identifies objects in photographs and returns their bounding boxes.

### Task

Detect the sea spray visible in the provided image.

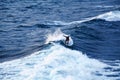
[45,28,65,44]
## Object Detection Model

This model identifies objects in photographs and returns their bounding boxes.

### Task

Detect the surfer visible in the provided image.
[63,35,70,45]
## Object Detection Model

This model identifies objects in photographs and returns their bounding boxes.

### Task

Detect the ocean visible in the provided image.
[0,0,120,80]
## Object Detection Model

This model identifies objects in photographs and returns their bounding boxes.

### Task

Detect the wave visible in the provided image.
[97,11,120,21]
[53,10,120,25]
[14,11,120,27]
[0,44,119,80]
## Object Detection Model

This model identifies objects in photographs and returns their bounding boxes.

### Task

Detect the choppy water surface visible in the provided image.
[0,0,120,80]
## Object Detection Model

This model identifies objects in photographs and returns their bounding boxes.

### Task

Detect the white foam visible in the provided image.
[53,11,120,25]
[0,44,119,80]
[45,28,65,44]
[53,17,96,25]
[45,28,74,46]
[95,5,114,8]
[97,11,120,21]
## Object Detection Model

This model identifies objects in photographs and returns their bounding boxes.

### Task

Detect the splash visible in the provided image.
[45,28,65,44]
[0,44,119,80]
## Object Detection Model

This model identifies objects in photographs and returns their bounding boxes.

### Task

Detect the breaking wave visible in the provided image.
[53,11,120,25]
[0,44,119,80]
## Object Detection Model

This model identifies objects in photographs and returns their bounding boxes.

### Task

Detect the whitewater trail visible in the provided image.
[53,10,120,25]
[0,44,119,80]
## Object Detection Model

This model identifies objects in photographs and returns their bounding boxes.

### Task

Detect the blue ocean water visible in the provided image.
[0,0,120,80]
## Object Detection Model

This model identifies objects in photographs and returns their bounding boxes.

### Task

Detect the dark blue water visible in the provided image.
[0,0,120,80]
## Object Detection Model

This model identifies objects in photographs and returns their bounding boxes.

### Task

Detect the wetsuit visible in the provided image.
[65,36,69,44]
[66,36,69,41]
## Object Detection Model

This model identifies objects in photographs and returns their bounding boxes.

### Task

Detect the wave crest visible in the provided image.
[0,44,119,80]
[53,11,120,25]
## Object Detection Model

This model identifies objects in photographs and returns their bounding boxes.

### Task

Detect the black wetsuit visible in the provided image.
[66,36,69,41]
[65,36,69,44]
